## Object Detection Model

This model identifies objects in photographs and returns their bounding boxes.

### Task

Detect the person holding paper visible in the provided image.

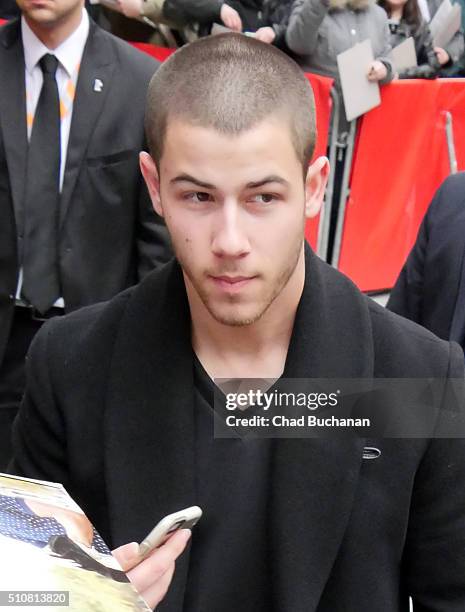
[379,0,441,77]
[285,0,394,263]
[102,0,243,46]
[225,0,294,49]
[285,0,394,83]
[427,0,464,71]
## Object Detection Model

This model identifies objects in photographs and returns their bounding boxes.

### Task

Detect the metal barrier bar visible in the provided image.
[316,87,340,260]
[444,111,458,175]
[331,118,357,268]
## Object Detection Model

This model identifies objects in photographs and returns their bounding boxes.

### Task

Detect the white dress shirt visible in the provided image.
[17,9,90,307]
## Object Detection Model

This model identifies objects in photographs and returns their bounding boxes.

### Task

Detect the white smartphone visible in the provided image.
[138,506,203,560]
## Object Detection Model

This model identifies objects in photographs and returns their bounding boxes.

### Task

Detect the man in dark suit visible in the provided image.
[9,34,465,610]
[0,0,171,469]
[388,173,465,350]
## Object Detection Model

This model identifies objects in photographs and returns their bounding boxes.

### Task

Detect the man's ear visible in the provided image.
[139,151,163,217]
[304,156,330,219]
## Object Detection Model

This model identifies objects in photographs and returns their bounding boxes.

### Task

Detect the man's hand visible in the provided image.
[367,60,388,82]
[220,4,242,31]
[112,530,191,609]
[434,47,450,66]
[116,0,143,18]
[253,27,276,44]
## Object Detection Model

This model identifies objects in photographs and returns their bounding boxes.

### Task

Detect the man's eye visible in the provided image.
[251,194,276,204]
[186,192,212,203]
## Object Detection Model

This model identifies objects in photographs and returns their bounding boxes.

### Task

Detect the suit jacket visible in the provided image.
[9,247,465,611]
[0,17,171,367]
[388,172,465,346]
[0,0,18,19]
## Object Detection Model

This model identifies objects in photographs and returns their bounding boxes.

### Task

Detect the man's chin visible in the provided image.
[24,9,58,24]
[205,304,267,327]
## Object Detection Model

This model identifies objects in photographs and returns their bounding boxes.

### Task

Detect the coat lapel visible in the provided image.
[0,20,28,233]
[59,22,116,227]
[104,261,196,611]
[269,247,373,611]
[104,247,374,611]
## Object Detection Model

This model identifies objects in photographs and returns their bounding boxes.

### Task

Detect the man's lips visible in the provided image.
[208,275,257,291]
[26,0,52,9]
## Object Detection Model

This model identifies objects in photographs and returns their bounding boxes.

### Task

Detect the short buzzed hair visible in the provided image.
[145,33,317,174]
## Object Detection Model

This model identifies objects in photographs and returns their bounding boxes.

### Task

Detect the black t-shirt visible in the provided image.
[183,356,273,611]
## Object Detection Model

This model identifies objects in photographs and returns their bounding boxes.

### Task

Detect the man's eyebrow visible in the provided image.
[169,174,289,190]
[245,176,289,189]
[170,174,216,189]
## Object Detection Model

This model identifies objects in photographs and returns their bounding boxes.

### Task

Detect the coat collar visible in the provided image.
[104,259,195,610]
[285,246,374,379]
[269,247,372,611]
[104,245,373,610]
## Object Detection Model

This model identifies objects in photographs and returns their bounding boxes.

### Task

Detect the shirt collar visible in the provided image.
[21,9,89,78]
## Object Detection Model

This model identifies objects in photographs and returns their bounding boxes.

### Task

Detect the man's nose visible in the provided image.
[211,201,250,258]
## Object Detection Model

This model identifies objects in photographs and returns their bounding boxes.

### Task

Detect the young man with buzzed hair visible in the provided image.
[9,34,465,611]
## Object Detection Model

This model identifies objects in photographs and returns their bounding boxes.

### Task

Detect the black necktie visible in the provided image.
[22,53,61,314]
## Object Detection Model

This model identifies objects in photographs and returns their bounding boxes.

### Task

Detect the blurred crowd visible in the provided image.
[75,0,465,77]
[2,0,464,77]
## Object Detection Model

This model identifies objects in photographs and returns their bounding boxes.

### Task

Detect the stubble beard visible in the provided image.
[177,238,304,327]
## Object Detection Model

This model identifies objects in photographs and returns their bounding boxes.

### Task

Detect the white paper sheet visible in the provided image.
[391,37,418,72]
[337,39,381,122]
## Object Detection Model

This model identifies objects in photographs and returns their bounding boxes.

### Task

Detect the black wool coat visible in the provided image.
[10,247,465,611]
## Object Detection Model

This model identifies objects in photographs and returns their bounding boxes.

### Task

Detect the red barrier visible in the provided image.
[305,73,333,162]
[304,73,333,248]
[131,41,176,62]
[338,78,465,293]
